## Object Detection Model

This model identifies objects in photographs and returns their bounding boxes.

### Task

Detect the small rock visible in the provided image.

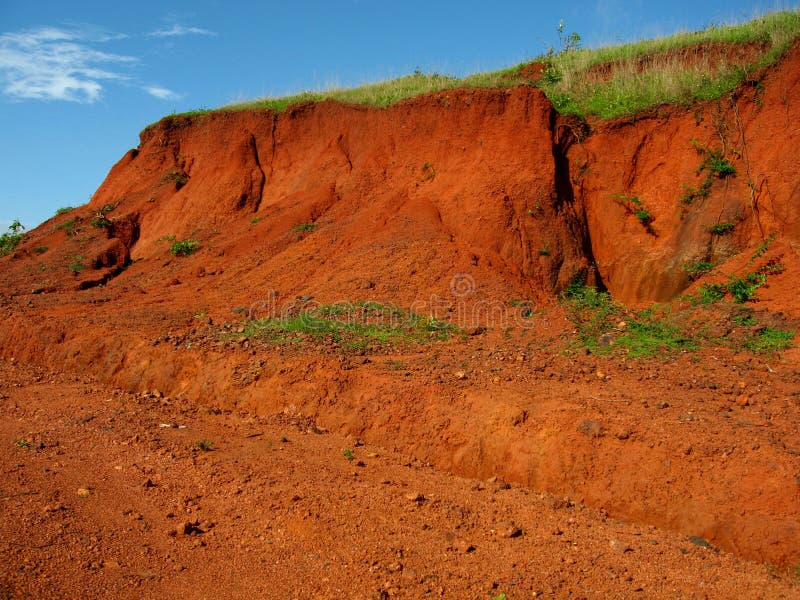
[498,521,522,538]
[609,539,632,553]
[405,492,425,503]
[76,488,91,498]
[454,370,467,380]
[454,539,475,553]
[595,370,606,380]
[469,326,486,336]
[736,394,750,407]
[688,535,712,549]
[577,419,604,438]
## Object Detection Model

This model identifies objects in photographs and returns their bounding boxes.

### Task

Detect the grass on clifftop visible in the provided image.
[156,11,800,128]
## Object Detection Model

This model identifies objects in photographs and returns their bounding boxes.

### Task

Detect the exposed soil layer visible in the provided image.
[2,40,800,589]
[2,359,799,599]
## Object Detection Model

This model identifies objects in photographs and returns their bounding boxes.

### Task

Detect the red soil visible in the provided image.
[2,41,800,597]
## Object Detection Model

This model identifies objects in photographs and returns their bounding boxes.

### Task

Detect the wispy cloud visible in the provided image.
[148,24,216,38]
[145,84,182,100]
[0,26,135,102]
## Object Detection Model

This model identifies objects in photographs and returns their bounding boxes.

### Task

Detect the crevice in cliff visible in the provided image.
[551,115,606,291]
[249,133,267,213]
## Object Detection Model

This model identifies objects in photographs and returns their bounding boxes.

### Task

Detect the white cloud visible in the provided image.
[145,85,182,100]
[0,26,135,102]
[148,24,216,38]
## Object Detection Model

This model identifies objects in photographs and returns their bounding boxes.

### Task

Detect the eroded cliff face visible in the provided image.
[80,86,590,310]
[41,42,785,311]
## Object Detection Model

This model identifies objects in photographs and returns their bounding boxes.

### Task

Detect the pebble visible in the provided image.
[405,492,425,503]
[498,521,522,538]
[76,488,91,498]
[609,539,633,553]
[454,371,467,380]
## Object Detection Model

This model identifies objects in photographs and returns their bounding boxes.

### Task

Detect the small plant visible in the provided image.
[538,248,551,256]
[54,218,77,235]
[55,206,74,215]
[342,448,355,461]
[91,215,111,228]
[165,171,188,189]
[704,149,736,177]
[0,221,24,257]
[683,261,714,280]
[34,245,48,254]
[15,439,30,449]
[744,327,795,353]
[727,272,766,303]
[68,255,85,274]
[196,439,214,451]
[280,436,289,443]
[708,222,735,235]
[614,194,654,230]
[751,233,777,260]
[251,217,262,224]
[421,162,436,182]
[291,222,316,232]
[100,203,115,214]
[169,239,200,256]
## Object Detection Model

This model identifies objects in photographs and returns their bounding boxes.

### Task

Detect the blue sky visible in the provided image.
[0,1,794,231]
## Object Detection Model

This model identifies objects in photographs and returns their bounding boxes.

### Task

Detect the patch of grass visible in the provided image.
[562,282,696,356]
[196,439,214,451]
[538,11,800,119]
[54,218,77,235]
[91,215,111,228]
[55,206,74,215]
[743,327,795,353]
[291,222,316,233]
[169,239,200,256]
[683,261,714,280]
[33,245,48,255]
[165,171,188,189]
[0,221,24,257]
[242,301,458,349]
[696,272,767,304]
[751,232,777,261]
[68,255,85,274]
[100,203,115,214]
[708,221,735,235]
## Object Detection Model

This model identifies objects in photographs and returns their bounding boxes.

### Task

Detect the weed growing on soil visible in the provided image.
[614,195,654,231]
[196,439,214,451]
[291,222,316,233]
[165,171,187,189]
[708,221,735,235]
[743,327,795,352]
[169,239,199,256]
[15,439,30,449]
[562,282,696,357]
[55,218,77,235]
[242,301,458,350]
[683,261,714,280]
[342,448,355,461]
[91,215,111,228]
[0,221,24,257]
[68,256,85,274]
[55,206,74,216]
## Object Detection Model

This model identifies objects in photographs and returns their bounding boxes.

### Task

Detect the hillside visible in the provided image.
[2,14,800,597]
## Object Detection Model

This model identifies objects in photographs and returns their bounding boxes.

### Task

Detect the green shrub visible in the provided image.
[744,327,794,352]
[91,215,111,228]
[708,222,735,235]
[0,221,24,257]
[169,239,200,256]
[291,222,316,232]
[68,255,84,274]
[727,272,766,303]
[55,206,74,215]
[683,261,714,280]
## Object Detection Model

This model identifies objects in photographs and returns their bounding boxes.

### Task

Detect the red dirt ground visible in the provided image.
[2,41,800,598]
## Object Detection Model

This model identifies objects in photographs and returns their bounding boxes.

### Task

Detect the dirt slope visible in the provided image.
[2,39,800,588]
